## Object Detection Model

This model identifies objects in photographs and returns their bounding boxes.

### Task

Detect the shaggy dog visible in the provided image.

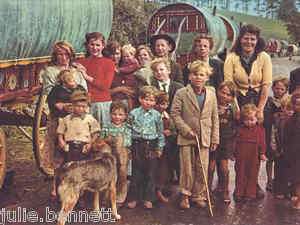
[56,137,121,225]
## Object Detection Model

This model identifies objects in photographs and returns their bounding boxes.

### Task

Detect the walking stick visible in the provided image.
[195,135,214,217]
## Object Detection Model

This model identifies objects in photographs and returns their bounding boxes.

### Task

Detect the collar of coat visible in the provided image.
[186,84,207,111]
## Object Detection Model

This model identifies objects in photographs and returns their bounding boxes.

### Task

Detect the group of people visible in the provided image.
[40,23,300,211]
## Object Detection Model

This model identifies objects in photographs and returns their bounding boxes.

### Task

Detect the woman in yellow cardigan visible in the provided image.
[224,24,272,121]
[224,24,272,200]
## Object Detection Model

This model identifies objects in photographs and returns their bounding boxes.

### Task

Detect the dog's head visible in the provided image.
[92,137,112,154]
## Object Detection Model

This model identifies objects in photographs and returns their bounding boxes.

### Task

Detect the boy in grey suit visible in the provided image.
[171,61,219,209]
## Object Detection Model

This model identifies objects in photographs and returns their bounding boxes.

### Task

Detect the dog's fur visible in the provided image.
[56,137,120,225]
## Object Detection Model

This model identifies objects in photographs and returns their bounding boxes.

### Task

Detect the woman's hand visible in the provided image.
[163,129,172,137]
[72,62,87,73]
[82,143,92,154]
[260,154,267,161]
[72,62,94,82]
[210,143,218,151]
[122,87,135,96]
[55,102,65,111]
[187,130,196,139]
[257,109,264,123]
[59,140,68,151]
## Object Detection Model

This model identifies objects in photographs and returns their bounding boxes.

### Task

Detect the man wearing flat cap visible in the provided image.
[149,34,184,84]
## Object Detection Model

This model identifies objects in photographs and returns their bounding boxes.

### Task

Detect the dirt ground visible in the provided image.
[1,56,300,225]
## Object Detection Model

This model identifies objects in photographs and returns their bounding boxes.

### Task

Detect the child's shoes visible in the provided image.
[143,201,153,209]
[275,194,285,199]
[179,195,190,209]
[157,190,169,203]
[192,200,207,208]
[292,199,300,209]
[127,201,137,209]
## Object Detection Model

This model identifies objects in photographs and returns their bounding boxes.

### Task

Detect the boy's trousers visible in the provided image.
[129,139,159,202]
[179,145,209,201]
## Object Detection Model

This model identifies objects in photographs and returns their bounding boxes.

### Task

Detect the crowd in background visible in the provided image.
[40,23,300,211]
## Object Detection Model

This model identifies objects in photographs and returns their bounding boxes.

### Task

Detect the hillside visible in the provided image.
[218,9,290,41]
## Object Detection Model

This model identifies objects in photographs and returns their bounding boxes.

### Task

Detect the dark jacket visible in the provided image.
[47,84,86,118]
[183,58,224,88]
[151,79,184,112]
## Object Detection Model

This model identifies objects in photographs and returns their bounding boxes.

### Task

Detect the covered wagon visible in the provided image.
[0,0,113,182]
[147,2,240,66]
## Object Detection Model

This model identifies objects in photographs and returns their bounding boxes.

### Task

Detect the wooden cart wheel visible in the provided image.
[32,93,53,177]
[0,128,7,189]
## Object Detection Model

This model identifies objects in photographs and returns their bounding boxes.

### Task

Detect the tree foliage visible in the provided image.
[278,0,300,41]
[110,0,159,46]
[278,0,297,20]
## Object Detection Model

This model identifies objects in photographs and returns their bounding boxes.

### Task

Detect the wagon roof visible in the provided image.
[147,3,232,56]
[0,0,113,61]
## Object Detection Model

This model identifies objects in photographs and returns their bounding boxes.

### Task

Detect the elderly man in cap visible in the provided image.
[150,34,184,84]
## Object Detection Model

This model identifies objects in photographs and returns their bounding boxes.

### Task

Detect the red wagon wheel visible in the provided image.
[0,128,7,188]
[32,93,54,177]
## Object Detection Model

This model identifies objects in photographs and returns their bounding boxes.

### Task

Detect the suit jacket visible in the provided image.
[151,78,184,111]
[182,58,224,87]
[171,84,219,147]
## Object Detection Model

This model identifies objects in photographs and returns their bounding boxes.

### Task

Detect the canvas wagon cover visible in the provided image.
[0,0,113,60]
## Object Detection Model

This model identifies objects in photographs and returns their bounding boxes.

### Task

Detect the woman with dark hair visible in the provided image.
[224,24,272,122]
[77,32,115,127]
[224,24,272,200]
